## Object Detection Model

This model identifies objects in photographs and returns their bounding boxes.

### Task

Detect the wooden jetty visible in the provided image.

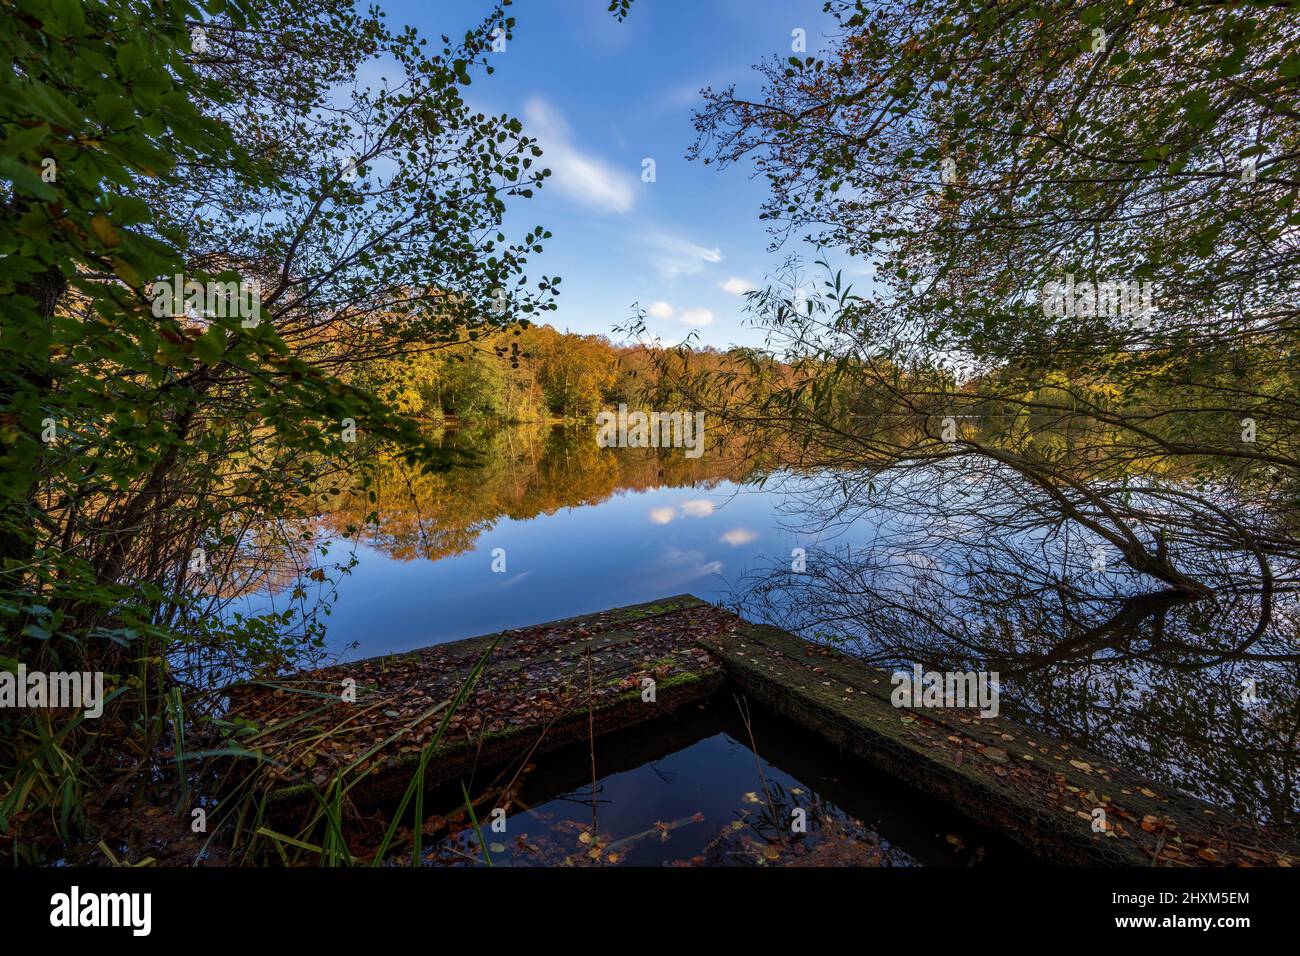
[227,594,1299,867]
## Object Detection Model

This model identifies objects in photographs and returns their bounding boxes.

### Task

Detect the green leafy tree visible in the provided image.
[689,0,1300,599]
[0,0,557,858]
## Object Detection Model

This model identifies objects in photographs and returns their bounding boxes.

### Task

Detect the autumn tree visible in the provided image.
[687,0,1300,604]
[0,0,556,858]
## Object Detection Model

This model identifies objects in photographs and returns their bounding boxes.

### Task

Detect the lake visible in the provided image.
[322,478,828,660]
[231,421,1299,835]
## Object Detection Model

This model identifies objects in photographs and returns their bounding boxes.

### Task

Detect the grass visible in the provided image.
[38,631,512,868]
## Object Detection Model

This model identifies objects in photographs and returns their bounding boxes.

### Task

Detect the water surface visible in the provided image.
[233,422,1299,834]
[271,423,846,659]
[418,696,1035,867]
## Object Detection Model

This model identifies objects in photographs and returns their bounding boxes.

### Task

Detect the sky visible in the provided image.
[379,0,839,350]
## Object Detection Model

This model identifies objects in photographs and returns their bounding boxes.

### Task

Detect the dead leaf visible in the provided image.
[90,214,121,248]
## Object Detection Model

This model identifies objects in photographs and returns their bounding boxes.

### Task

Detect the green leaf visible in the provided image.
[193,327,227,364]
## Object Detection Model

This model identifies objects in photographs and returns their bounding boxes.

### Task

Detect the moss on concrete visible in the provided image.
[697,622,1300,867]
[241,595,1299,867]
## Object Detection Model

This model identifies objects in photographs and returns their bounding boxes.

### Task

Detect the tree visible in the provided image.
[688,0,1300,604]
[0,0,557,857]
[673,3,1300,823]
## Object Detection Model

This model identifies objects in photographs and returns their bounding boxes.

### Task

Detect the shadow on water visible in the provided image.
[410,695,1037,867]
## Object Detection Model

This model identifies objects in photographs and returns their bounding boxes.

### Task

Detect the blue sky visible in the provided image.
[380,0,838,349]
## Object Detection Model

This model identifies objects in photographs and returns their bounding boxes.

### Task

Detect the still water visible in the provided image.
[235,422,1299,835]
[321,477,815,658]
[418,696,1034,867]
[292,423,839,661]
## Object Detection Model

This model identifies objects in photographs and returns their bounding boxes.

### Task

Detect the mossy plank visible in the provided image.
[225,595,1298,866]
[697,622,1300,867]
[226,595,732,807]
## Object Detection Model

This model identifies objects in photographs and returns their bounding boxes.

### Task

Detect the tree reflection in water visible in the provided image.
[732,457,1300,834]
[264,422,1297,834]
[319,421,771,563]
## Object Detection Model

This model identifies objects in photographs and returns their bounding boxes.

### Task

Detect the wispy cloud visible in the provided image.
[490,570,533,589]
[650,499,715,524]
[646,300,712,327]
[721,527,758,546]
[648,506,677,525]
[644,232,722,278]
[657,547,723,580]
[719,276,755,296]
[524,97,635,214]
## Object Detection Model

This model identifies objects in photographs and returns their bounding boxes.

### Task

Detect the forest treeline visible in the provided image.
[348,324,769,423]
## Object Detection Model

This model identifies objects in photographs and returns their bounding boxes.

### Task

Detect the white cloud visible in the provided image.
[654,81,709,114]
[644,232,722,278]
[679,307,714,327]
[647,300,675,320]
[719,277,755,297]
[652,500,714,523]
[721,528,759,546]
[523,97,635,214]
[653,547,724,584]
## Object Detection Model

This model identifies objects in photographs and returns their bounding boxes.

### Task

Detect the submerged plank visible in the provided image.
[225,595,732,805]
[226,594,1298,865]
[697,622,1300,867]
